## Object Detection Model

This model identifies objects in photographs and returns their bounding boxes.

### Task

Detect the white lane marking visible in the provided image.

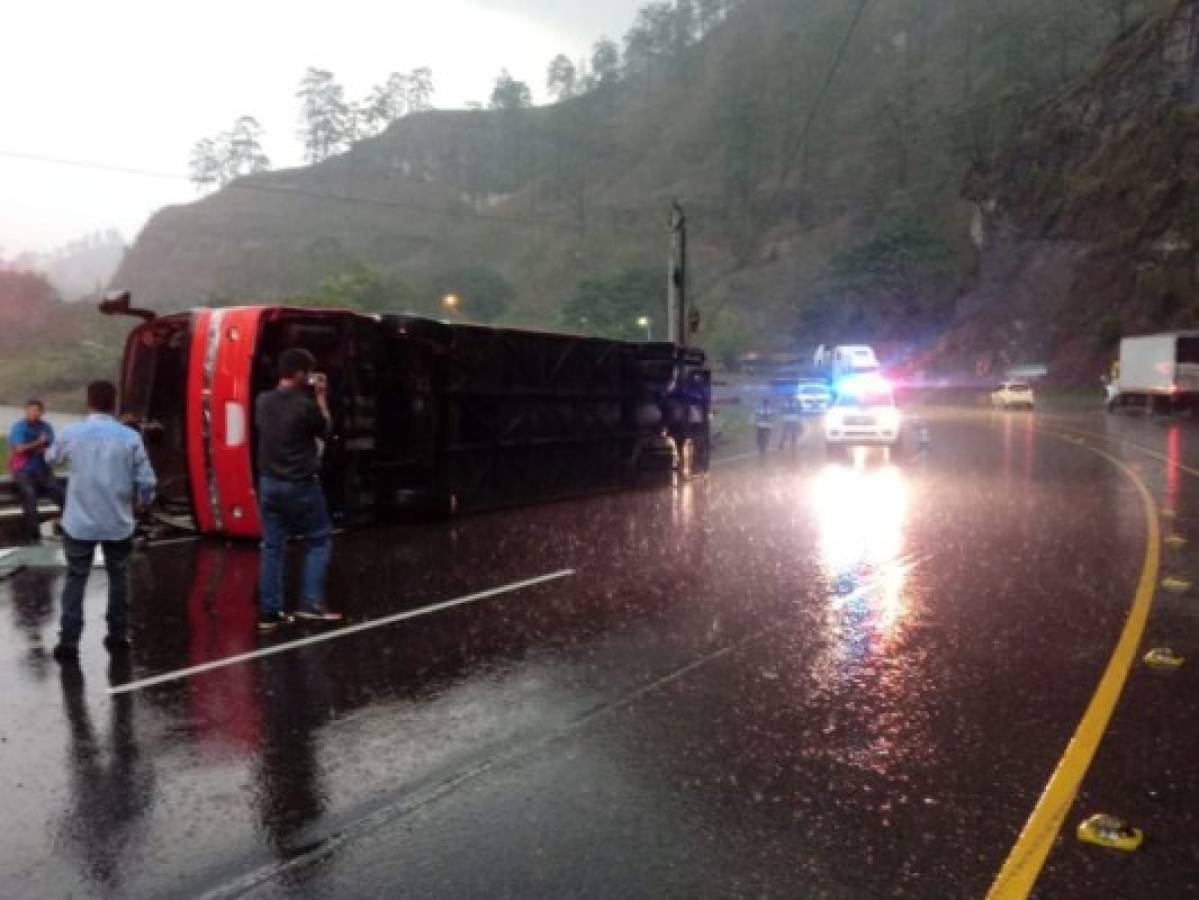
[0,503,59,520]
[146,535,202,548]
[109,569,575,695]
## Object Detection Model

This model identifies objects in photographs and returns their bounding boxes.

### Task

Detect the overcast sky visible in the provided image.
[0,0,643,256]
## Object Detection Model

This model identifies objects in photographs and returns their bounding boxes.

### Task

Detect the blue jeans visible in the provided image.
[14,467,65,542]
[258,476,331,616]
[59,534,132,647]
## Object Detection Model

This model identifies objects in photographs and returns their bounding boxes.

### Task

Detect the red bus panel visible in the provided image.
[187,307,265,538]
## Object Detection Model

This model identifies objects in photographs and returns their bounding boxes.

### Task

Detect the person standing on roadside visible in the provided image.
[754,399,774,456]
[778,397,803,451]
[48,381,156,661]
[255,348,342,630]
[8,399,65,544]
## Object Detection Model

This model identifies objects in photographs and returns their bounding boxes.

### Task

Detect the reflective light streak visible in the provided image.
[812,462,911,647]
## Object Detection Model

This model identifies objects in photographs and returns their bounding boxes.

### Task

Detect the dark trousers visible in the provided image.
[779,421,802,450]
[756,427,772,455]
[59,534,132,648]
[258,476,332,616]
[14,467,65,542]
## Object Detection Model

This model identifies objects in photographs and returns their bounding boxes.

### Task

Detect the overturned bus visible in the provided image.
[106,301,711,539]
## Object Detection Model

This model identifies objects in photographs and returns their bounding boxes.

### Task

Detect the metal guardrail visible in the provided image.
[0,476,67,547]
[0,475,67,512]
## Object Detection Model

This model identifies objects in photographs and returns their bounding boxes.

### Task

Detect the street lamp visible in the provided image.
[637,316,652,341]
[443,293,460,312]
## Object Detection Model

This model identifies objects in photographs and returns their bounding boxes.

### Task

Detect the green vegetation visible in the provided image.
[803,204,958,339]
[189,117,270,191]
[282,260,516,325]
[190,67,435,191]
[561,269,662,340]
[706,314,754,371]
[430,266,516,324]
[1094,313,1123,349]
[294,262,418,313]
[0,267,126,409]
[112,0,1181,385]
[0,438,8,473]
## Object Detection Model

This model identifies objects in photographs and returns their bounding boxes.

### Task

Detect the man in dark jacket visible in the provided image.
[255,348,342,629]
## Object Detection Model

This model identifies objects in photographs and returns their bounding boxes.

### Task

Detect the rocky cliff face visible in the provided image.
[950,0,1199,381]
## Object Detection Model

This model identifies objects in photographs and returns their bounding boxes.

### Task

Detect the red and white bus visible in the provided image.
[107,300,711,540]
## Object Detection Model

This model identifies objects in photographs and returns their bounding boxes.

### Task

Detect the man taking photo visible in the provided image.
[48,381,156,661]
[256,348,342,630]
[8,399,65,544]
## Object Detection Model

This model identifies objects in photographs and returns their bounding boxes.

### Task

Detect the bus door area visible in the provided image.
[252,310,382,529]
[119,314,194,518]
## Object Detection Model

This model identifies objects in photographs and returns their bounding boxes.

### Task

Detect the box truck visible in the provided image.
[1108,332,1199,413]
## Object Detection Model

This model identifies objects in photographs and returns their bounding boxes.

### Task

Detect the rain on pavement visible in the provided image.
[2,403,1198,899]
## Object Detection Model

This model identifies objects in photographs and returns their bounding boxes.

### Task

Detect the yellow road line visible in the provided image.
[986,435,1161,899]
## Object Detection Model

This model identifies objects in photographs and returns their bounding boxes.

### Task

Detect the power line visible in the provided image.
[0,149,185,182]
[0,148,667,239]
[775,0,873,189]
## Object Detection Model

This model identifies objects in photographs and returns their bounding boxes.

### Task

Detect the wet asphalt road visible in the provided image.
[2,402,1198,899]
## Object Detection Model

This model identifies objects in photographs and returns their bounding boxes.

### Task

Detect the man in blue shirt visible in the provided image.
[7,399,65,544]
[46,381,157,661]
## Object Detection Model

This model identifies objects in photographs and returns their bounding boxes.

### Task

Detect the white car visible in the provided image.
[825,378,902,451]
[991,381,1035,409]
[796,382,832,413]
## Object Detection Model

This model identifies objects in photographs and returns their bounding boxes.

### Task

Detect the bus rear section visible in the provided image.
[121,306,383,539]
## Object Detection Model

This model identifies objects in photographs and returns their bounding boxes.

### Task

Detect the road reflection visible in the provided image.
[184,545,329,857]
[808,458,936,780]
[10,568,57,666]
[56,658,154,892]
[812,460,911,649]
[1166,423,1181,515]
[187,546,262,755]
[999,412,1036,481]
[255,649,328,856]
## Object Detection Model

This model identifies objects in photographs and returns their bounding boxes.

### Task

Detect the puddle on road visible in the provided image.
[0,541,104,576]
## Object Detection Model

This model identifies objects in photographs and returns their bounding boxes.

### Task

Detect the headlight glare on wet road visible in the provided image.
[812,463,910,645]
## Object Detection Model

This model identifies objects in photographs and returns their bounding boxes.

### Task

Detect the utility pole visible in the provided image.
[667,201,688,347]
